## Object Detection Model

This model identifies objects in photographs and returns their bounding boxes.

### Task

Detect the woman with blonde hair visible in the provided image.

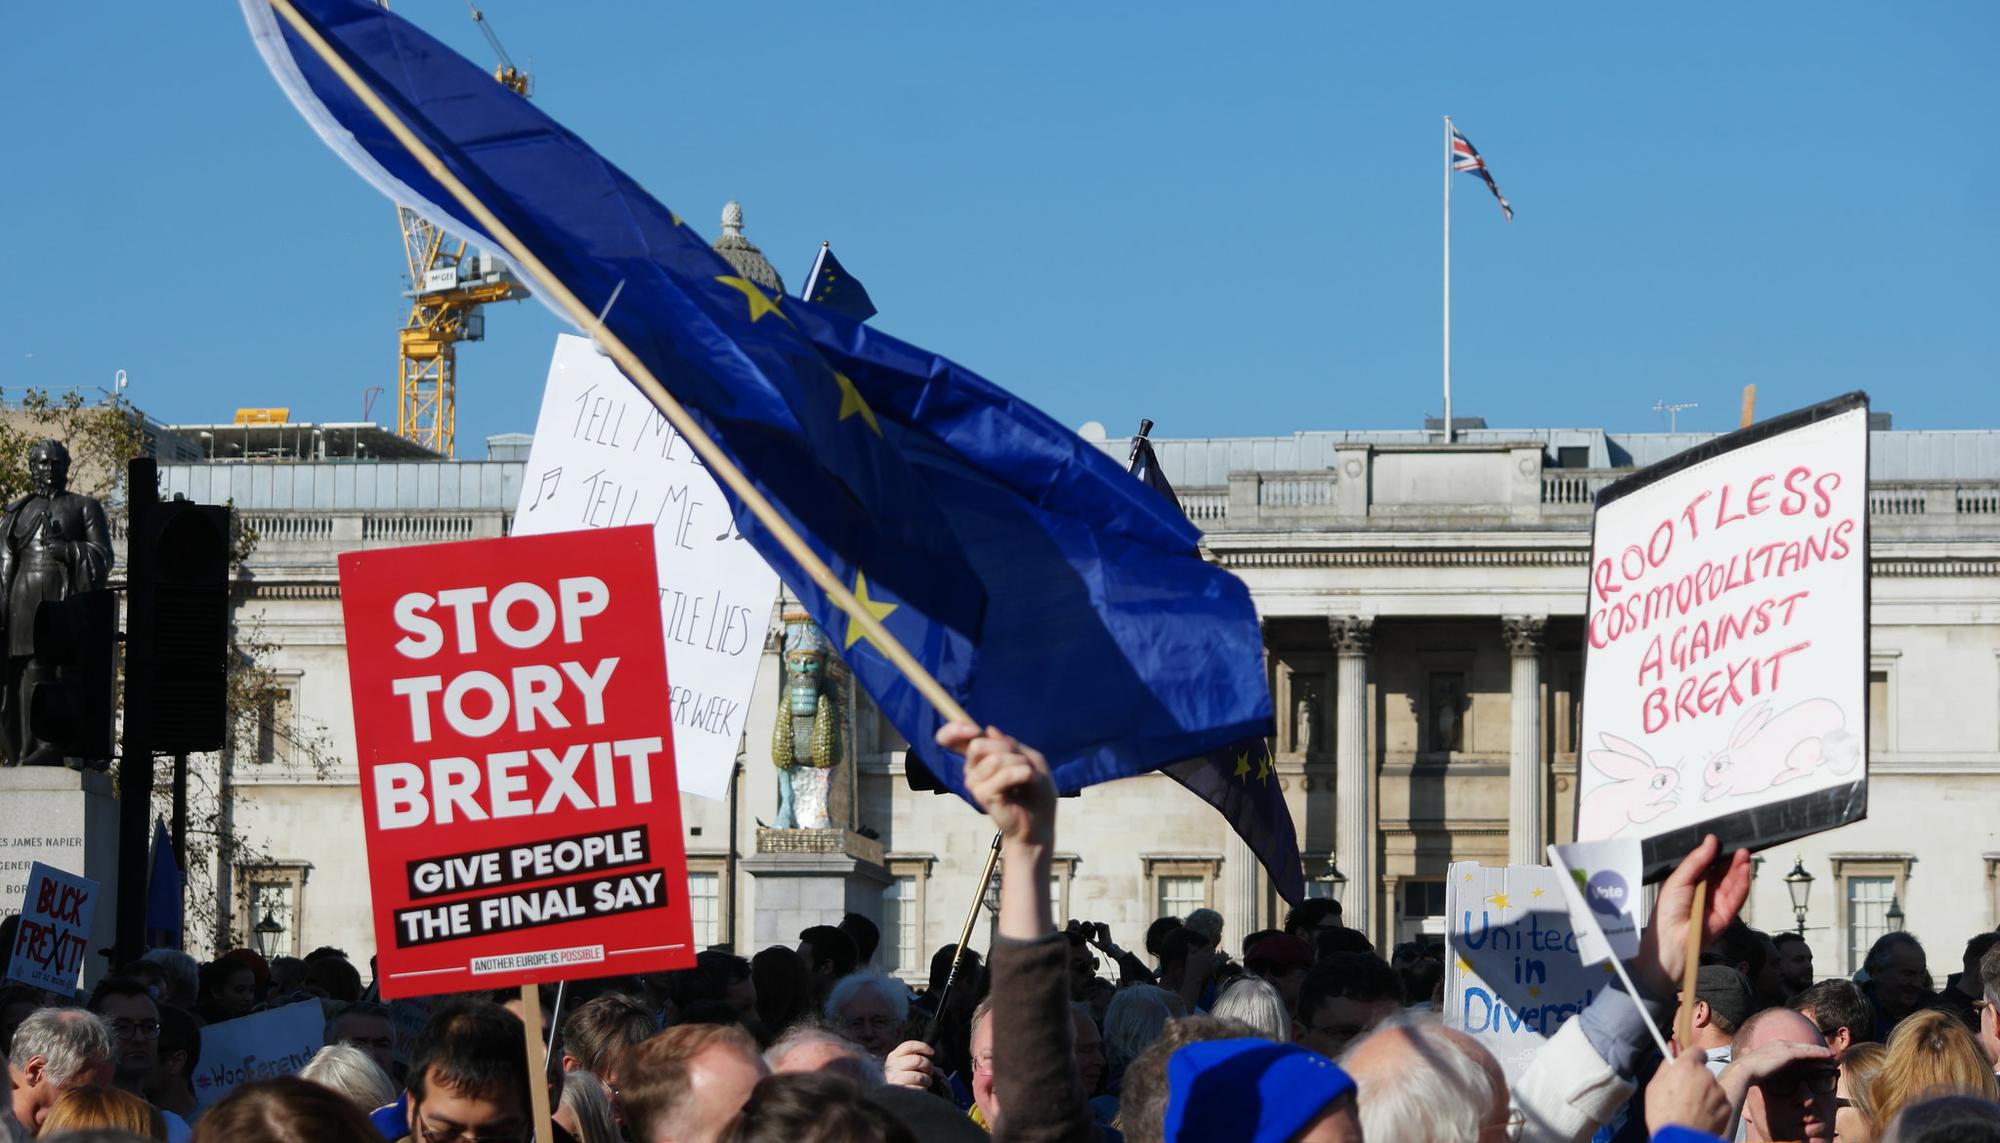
[1836,1041,1887,1143]
[1867,1008,1999,1130]
[39,1085,167,1139]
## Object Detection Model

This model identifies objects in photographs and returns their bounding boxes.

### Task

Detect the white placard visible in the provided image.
[512,335,780,800]
[1577,401,1868,857]
[1445,862,1608,1081]
[1547,838,1644,967]
[191,1000,326,1110]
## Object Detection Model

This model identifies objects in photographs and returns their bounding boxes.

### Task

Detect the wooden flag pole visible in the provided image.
[1740,385,1757,429]
[267,0,973,729]
[1674,881,1708,1052]
[519,984,554,1143]
[923,832,1003,1045]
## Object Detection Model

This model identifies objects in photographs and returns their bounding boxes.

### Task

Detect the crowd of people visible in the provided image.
[7,723,2000,1141]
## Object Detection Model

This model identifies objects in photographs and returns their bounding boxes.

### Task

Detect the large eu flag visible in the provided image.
[244,0,1273,800]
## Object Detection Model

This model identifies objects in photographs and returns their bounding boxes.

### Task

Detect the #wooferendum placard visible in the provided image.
[339,526,696,998]
[1577,394,1871,878]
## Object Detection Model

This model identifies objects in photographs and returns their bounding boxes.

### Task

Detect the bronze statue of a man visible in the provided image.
[0,440,112,765]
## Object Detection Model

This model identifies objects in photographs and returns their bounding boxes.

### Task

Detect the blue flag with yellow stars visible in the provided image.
[802,242,878,322]
[245,0,1273,800]
[1119,434,1303,904]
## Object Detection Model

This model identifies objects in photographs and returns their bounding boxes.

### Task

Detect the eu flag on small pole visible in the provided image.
[145,819,183,949]
[244,0,1272,801]
[801,241,877,322]
[1125,421,1306,904]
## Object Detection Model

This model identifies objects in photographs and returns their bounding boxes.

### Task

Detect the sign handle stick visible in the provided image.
[923,832,1002,1046]
[267,0,971,728]
[1674,881,1707,1052]
[1740,385,1757,429]
[520,984,554,1143]
[544,981,568,1078]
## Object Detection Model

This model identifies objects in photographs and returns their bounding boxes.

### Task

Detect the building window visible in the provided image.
[1427,672,1467,754]
[1400,879,1447,946]
[1846,876,1894,973]
[882,875,917,974]
[1144,857,1220,921]
[236,862,311,957]
[254,685,297,765]
[1830,853,1913,975]
[1159,876,1205,918]
[883,856,935,982]
[688,871,720,950]
[1868,670,1889,756]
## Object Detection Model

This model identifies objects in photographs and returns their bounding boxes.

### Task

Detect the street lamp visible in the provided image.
[1783,857,1814,938]
[1314,859,1348,904]
[253,906,285,958]
[1886,894,1906,932]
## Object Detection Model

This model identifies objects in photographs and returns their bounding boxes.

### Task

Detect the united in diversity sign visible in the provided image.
[339,526,695,997]
[1577,394,1870,877]
[1444,862,1605,1081]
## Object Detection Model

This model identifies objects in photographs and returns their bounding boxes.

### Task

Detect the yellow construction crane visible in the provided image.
[393,2,531,457]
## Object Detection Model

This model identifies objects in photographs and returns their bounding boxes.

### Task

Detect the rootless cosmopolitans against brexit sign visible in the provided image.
[339,526,696,998]
[1576,394,1870,877]
[1445,862,1606,1081]
[3,862,96,993]
[512,334,781,801]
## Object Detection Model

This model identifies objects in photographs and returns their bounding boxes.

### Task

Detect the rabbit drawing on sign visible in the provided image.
[1701,698,1858,802]
[1581,733,1683,830]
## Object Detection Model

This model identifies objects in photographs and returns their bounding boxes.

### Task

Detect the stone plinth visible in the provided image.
[0,768,120,992]
[742,829,891,950]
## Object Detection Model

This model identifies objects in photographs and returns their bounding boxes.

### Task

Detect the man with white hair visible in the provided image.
[8,1007,115,1137]
[825,967,910,1061]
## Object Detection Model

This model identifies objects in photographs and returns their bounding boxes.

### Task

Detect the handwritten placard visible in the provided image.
[4,862,97,994]
[1445,861,1606,1081]
[192,1000,325,1110]
[1576,397,1869,873]
[512,334,780,800]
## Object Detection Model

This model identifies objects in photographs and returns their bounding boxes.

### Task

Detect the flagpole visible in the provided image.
[266,0,974,729]
[1442,115,1453,445]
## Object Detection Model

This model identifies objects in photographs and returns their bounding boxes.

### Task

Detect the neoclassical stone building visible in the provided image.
[163,412,2000,989]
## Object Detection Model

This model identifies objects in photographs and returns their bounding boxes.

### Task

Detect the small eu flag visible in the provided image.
[802,242,877,322]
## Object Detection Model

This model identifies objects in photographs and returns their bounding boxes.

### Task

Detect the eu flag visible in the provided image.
[245,0,1273,799]
[145,819,183,948]
[802,242,878,322]
[1122,429,1304,903]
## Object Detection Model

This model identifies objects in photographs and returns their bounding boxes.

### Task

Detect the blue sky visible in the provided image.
[3,4,1994,455]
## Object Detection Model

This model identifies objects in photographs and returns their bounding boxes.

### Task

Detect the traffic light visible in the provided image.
[126,498,231,754]
[25,589,117,763]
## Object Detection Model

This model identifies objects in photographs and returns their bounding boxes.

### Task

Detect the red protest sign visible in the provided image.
[339,526,694,998]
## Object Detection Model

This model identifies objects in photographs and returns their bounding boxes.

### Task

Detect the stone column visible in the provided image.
[1504,616,1547,867]
[1331,616,1374,939]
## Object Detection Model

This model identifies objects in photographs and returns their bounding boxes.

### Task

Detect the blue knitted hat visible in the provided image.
[1163,1038,1358,1143]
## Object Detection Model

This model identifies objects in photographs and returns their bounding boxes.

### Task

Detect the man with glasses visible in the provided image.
[86,976,190,1141]
[397,998,534,1143]
[1717,1007,1838,1143]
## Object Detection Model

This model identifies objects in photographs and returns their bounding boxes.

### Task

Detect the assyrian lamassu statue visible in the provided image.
[0,440,112,766]
[770,610,840,829]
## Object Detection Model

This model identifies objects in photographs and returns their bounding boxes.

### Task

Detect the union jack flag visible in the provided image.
[1450,123,1514,221]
